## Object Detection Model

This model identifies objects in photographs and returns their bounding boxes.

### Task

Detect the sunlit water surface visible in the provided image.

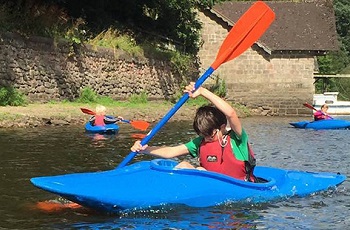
[0,116,349,229]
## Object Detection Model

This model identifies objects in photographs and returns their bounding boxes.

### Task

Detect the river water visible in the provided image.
[0,116,349,229]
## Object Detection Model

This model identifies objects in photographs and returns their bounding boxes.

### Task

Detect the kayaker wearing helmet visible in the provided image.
[131,82,259,182]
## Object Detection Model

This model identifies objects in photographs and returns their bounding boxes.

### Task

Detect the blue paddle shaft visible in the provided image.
[117,67,215,168]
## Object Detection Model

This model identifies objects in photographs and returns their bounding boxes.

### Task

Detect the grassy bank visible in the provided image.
[0,101,250,128]
[0,102,197,128]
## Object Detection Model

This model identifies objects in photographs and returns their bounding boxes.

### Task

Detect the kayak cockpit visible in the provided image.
[149,159,276,190]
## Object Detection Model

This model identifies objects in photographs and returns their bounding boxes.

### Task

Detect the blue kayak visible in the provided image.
[290,119,350,130]
[30,159,346,213]
[84,122,119,134]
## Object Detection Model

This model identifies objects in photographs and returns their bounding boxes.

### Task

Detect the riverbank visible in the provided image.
[0,102,252,128]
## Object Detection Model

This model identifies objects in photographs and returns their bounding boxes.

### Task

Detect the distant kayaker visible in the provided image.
[313,104,331,121]
[89,104,123,126]
[131,82,260,182]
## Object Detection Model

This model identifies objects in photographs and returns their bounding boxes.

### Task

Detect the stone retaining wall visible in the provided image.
[0,32,183,102]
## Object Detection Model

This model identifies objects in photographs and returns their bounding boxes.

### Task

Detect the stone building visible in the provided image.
[197,1,338,116]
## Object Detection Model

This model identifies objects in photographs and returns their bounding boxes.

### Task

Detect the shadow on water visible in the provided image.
[0,116,349,229]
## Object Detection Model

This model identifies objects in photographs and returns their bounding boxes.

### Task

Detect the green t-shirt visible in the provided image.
[184,129,249,161]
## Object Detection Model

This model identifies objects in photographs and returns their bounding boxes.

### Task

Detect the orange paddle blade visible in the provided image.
[130,120,150,131]
[35,201,82,212]
[131,133,147,139]
[303,102,317,111]
[212,1,275,69]
[80,108,96,115]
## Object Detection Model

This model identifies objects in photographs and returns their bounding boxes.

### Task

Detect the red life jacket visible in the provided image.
[94,115,105,126]
[199,135,256,181]
[314,110,330,121]
[314,110,324,121]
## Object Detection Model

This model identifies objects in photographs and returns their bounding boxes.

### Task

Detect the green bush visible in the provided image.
[186,96,210,107]
[0,86,27,106]
[96,96,116,105]
[89,28,143,57]
[76,87,97,103]
[169,76,226,105]
[128,91,148,104]
[210,77,226,98]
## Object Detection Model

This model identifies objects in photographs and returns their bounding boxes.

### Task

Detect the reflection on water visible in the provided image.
[68,205,261,229]
[0,116,349,229]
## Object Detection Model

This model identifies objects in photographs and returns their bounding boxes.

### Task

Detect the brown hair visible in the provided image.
[193,105,227,137]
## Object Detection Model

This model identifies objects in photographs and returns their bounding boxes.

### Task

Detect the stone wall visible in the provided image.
[1,14,316,117]
[198,10,315,116]
[0,32,182,102]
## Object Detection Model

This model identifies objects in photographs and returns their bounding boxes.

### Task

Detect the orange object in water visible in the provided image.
[35,200,82,212]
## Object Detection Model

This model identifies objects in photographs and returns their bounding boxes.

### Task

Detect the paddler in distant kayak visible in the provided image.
[313,103,331,121]
[131,82,261,182]
[89,104,123,126]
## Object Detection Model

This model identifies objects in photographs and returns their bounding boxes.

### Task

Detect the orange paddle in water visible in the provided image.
[35,200,82,212]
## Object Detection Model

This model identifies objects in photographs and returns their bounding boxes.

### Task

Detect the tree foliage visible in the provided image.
[316,0,350,98]
[318,0,350,75]
[334,0,350,56]
[0,0,220,54]
[0,0,71,38]
[46,0,215,54]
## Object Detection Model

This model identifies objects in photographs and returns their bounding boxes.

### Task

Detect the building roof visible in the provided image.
[211,1,339,53]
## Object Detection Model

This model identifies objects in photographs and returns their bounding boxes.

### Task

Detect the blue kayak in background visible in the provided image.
[84,122,119,134]
[30,159,346,213]
[290,119,350,130]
